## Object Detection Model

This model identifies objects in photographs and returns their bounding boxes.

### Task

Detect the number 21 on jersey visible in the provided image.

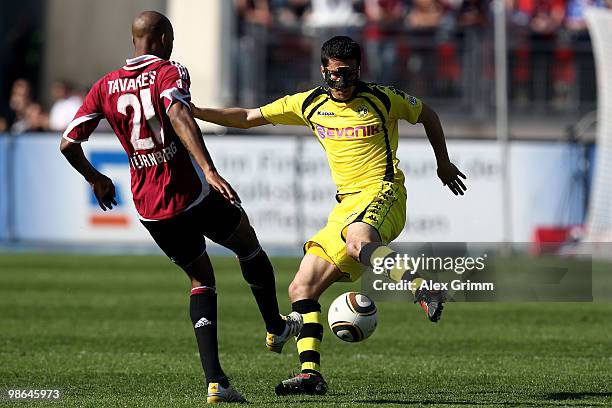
[117,88,164,151]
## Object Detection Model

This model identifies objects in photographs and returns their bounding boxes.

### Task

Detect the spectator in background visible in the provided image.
[532,1,568,110]
[508,0,571,110]
[235,0,274,26]
[363,0,407,84]
[406,0,443,28]
[559,0,607,110]
[438,0,463,29]
[530,0,565,35]
[23,103,48,132]
[0,5,44,128]
[234,0,273,105]
[305,0,363,27]
[7,78,50,133]
[458,0,490,116]
[404,0,449,99]
[48,80,83,131]
[9,79,32,133]
[508,0,534,106]
[565,0,604,32]
[273,0,310,26]
[436,0,463,96]
[457,0,487,27]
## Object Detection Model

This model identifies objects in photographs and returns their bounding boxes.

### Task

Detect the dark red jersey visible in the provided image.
[63,54,205,220]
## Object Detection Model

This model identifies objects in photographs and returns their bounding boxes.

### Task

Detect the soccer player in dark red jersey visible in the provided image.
[59,11,301,403]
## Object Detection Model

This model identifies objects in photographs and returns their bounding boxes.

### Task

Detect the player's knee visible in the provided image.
[190,277,203,288]
[288,280,300,299]
[183,253,215,287]
[239,249,273,286]
[186,270,214,287]
[288,279,310,301]
[233,217,257,242]
[224,214,260,257]
[345,240,361,261]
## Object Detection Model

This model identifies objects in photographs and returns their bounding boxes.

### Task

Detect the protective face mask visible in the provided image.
[324,67,359,90]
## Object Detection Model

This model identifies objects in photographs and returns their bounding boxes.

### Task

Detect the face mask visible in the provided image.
[324,66,359,90]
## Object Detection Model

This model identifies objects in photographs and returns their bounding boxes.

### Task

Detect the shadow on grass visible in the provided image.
[356,400,506,406]
[353,400,607,406]
[546,392,612,401]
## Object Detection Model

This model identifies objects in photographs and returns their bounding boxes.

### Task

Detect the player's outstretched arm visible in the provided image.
[418,103,467,196]
[190,104,270,129]
[60,139,117,210]
[168,102,240,203]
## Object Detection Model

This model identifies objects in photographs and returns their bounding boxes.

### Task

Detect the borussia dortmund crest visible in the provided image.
[357,104,369,118]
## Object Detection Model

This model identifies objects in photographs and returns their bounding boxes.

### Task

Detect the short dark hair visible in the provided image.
[321,36,361,67]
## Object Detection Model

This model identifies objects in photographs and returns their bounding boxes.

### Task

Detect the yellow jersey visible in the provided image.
[260,82,422,194]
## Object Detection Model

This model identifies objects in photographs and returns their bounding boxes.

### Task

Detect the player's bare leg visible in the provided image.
[182,252,246,403]
[288,254,343,302]
[346,221,410,283]
[213,209,293,346]
[345,221,382,262]
[348,222,446,323]
[275,254,343,396]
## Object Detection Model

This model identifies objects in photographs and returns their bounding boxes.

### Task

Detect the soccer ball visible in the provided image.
[327,292,377,342]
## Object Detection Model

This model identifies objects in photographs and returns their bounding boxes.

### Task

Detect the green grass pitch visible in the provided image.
[0,254,611,407]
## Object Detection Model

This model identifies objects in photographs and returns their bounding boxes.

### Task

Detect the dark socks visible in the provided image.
[238,247,285,335]
[189,286,229,387]
[292,299,323,375]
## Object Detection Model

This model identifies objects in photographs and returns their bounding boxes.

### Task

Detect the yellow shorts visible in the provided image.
[304,181,407,282]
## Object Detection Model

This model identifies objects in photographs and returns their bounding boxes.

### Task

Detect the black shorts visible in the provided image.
[141,189,242,268]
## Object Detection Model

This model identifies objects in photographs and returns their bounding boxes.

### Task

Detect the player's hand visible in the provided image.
[205,170,241,204]
[90,173,118,210]
[437,161,467,196]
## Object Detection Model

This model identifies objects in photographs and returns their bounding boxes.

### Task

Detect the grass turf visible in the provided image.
[0,254,611,407]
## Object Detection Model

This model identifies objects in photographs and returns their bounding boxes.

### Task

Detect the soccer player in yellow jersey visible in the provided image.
[191,36,467,396]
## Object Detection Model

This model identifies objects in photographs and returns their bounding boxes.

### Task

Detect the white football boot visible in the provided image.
[206,382,247,404]
[266,312,303,353]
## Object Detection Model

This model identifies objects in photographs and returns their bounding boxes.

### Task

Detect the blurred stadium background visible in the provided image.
[1,2,611,406]
[1,0,612,255]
